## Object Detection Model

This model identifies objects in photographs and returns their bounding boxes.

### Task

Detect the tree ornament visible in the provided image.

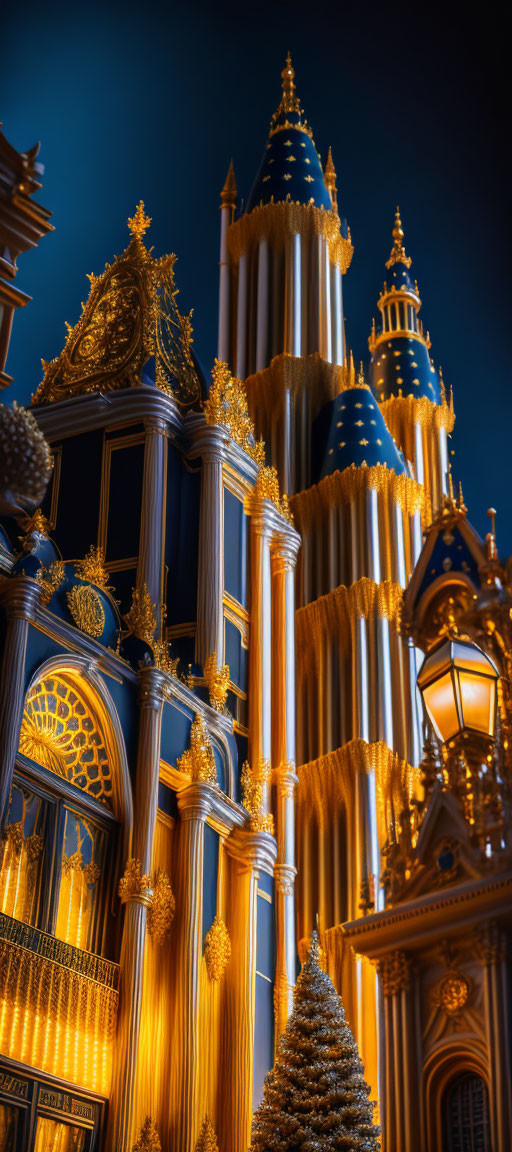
[131,1116,161,1152]
[194,1116,219,1152]
[0,401,53,514]
[251,930,380,1151]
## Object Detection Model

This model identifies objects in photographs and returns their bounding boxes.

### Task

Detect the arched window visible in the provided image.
[0,671,120,957]
[443,1073,492,1152]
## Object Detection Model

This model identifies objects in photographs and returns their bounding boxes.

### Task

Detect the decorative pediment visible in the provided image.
[33,202,201,410]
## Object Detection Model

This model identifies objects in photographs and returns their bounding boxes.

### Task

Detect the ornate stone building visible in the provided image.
[0,57,510,1152]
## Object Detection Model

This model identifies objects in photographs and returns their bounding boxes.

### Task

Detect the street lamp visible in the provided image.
[417,635,499,745]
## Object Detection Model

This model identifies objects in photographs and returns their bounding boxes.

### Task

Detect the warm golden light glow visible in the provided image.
[33,1117,87,1151]
[418,636,498,742]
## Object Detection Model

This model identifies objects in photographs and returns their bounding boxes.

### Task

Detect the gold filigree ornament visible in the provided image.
[204,359,265,466]
[34,559,65,606]
[147,868,175,946]
[241,758,274,834]
[204,915,231,982]
[118,858,153,906]
[177,714,217,784]
[34,202,201,410]
[75,544,112,590]
[203,652,230,711]
[255,465,294,524]
[124,582,157,644]
[431,971,470,1018]
[67,583,106,638]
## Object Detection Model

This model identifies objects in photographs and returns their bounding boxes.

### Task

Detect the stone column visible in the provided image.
[107,666,166,1152]
[248,499,273,816]
[171,781,214,1151]
[475,921,512,1152]
[0,577,42,819]
[138,417,167,626]
[378,950,417,1152]
[192,426,227,670]
[271,529,300,1035]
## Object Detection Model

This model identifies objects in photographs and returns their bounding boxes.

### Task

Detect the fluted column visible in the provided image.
[236,251,248,380]
[475,922,512,1152]
[0,577,42,819]
[139,417,167,624]
[107,666,165,1152]
[193,426,227,669]
[271,529,300,1035]
[378,950,416,1152]
[171,782,213,1151]
[218,201,234,364]
[248,500,273,814]
[256,238,269,372]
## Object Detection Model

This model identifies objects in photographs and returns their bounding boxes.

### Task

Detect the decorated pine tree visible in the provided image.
[131,1116,161,1152]
[194,1116,219,1151]
[251,931,380,1151]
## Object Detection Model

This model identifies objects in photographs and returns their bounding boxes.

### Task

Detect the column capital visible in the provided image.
[177,780,218,824]
[474,920,506,966]
[225,825,277,873]
[249,496,279,541]
[377,949,411,997]
[187,422,232,464]
[0,575,43,620]
[271,529,301,570]
[143,415,168,436]
[274,863,296,896]
[137,665,168,710]
[272,761,298,797]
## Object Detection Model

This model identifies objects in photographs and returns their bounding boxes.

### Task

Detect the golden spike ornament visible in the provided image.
[204,359,265,465]
[324,146,338,211]
[220,158,237,208]
[255,464,294,524]
[177,714,217,784]
[127,200,152,241]
[204,652,230,711]
[386,206,412,269]
[204,915,231,982]
[281,51,300,114]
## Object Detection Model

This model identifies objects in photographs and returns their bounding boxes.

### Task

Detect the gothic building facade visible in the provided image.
[0,57,510,1152]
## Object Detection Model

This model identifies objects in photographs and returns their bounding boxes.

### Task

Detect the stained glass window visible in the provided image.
[0,782,46,925]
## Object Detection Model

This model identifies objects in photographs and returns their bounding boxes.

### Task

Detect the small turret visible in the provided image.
[324,146,338,212]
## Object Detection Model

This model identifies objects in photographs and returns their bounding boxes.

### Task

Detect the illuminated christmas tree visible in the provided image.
[251,931,380,1151]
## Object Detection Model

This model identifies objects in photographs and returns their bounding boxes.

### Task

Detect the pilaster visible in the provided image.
[138,417,168,622]
[0,576,42,818]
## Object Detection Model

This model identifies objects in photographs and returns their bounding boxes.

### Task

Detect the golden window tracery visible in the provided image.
[19,675,113,806]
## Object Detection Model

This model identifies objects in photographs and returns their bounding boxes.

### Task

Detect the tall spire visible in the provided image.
[386,206,412,269]
[220,158,237,209]
[280,51,301,115]
[324,146,338,211]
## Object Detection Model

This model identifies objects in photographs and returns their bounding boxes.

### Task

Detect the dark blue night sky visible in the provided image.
[2,1,509,547]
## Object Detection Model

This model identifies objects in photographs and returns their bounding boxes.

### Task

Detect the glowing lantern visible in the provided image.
[417,636,499,744]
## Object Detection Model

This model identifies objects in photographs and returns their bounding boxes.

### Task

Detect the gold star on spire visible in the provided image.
[386,205,412,269]
[127,200,151,241]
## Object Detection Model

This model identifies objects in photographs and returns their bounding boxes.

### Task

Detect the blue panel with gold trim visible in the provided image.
[224,487,249,607]
[247,125,331,212]
[370,336,442,404]
[319,387,407,479]
[253,975,274,1110]
[224,617,248,694]
[416,519,482,603]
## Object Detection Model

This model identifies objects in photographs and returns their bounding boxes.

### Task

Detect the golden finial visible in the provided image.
[127,200,151,241]
[324,146,338,211]
[220,158,237,208]
[487,507,498,561]
[386,205,412,269]
[280,51,299,114]
[357,361,366,387]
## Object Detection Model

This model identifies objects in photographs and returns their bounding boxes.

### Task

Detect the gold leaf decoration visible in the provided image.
[255,465,294,524]
[118,858,152,905]
[75,544,112,590]
[204,916,231,982]
[34,560,65,606]
[67,584,105,638]
[204,652,230,711]
[204,359,265,466]
[241,759,274,834]
[124,582,157,645]
[177,714,217,784]
[147,868,175,947]
[131,1116,161,1152]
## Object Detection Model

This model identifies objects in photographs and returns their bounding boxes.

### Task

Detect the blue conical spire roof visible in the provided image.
[320,366,407,480]
[246,54,331,213]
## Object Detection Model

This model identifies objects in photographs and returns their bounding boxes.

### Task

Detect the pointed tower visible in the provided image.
[369,208,454,515]
[217,159,237,363]
[220,54,353,493]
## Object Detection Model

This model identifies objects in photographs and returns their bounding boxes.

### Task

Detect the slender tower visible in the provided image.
[218,53,353,494]
[368,208,454,516]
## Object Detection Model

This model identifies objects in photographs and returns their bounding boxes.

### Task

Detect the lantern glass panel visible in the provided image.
[457,671,496,737]
[423,671,460,742]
